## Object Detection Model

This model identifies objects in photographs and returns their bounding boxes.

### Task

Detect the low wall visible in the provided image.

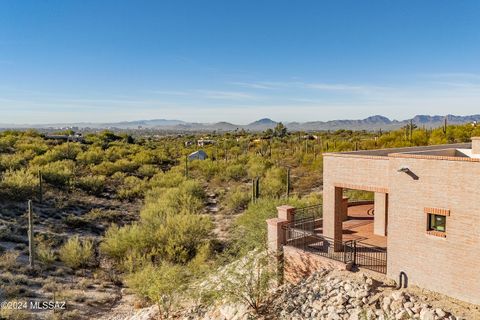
[283,246,349,284]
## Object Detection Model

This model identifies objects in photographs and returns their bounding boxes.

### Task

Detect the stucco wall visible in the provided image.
[387,156,480,305]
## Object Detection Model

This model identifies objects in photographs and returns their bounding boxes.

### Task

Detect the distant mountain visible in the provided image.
[2,114,480,132]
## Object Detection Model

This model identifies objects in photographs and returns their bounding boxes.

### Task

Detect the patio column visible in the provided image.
[266,205,296,254]
[323,186,344,251]
[374,192,388,236]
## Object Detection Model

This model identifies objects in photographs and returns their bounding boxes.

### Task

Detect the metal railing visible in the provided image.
[292,204,322,223]
[353,241,387,274]
[285,225,355,264]
[285,223,387,274]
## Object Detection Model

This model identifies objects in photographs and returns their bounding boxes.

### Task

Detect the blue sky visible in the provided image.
[1,1,480,124]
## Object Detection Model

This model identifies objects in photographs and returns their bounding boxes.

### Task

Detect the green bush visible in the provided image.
[31,143,82,165]
[117,176,146,200]
[225,186,250,212]
[137,164,158,178]
[125,263,187,319]
[37,160,75,186]
[76,175,106,195]
[37,243,56,267]
[76,147,104,165]
[0,169,39,200]
[59,236,94,269]
[223,163,247,181]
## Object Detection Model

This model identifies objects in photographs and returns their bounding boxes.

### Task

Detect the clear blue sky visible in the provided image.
[1,0,480,124]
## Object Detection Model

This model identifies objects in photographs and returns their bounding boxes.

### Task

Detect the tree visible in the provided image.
[273,122,287,138]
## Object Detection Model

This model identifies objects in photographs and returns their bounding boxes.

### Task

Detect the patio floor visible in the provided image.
[341,203,387,249]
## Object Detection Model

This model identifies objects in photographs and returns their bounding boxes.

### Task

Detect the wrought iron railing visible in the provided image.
[284,220,387,274]
[292,204,322,222]
[353,241,387,274]
[285,225,354,264]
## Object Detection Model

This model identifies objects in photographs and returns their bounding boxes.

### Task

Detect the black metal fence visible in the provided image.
[353,241,387,274]
[285,224,387,274]
[293,204,322,222]
[285,225,355,264]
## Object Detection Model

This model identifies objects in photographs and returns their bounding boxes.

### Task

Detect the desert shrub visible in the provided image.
[219,252,275,313]
[137,164,158,178]
[102,213,212,265]
[102,179,211,265]
[37,160,75,186]
[260,167,286,198]
[31,143,82,165]
[142,180,205,220]
[247,156,269,178]
[14,137,49,155]
[223,163,247,181]
[0,307,31,320]
[117,176,146,200]
[0,250,19,270]
[131,150,158,165]
[0,152,33,171]
[148,171,186,189]
[91,161,118,176]
[91,159,138,176]
[59,236,94,269]
[37,243,56,266]
[105,145,132,161]
[0,169,39,200]
[114,159,139,173]
[76,175,106,195]
[125,263,187,319]
[190,159,219,181]
[76,147,104,165]
[225,186,250,212]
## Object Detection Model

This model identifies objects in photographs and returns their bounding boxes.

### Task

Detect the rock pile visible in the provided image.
[270,269,462,320]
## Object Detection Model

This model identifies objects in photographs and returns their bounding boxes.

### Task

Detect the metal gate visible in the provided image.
[353,241,387,274]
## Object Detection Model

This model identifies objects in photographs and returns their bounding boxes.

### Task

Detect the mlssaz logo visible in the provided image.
[29,301,67,310]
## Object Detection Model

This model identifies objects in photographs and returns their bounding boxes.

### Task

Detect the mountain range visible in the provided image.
[1,114,479,132]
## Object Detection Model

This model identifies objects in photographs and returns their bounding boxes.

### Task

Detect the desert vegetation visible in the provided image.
[0,122,479,318]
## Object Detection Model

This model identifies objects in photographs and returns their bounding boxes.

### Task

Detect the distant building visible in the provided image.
[197,139,215,146]
[188,150,208,161]
[45,133,84,143]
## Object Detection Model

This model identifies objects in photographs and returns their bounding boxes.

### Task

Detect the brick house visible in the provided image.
[267,138,480,305]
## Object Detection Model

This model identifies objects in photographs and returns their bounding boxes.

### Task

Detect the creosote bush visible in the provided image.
[0,169,38,200]
[59,236,94,269]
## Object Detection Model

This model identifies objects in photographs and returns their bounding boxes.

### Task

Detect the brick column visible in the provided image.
[472,137,480,155]
[374,192,388,236]
[266,205,296,285]
[266,205,296,254]
[323,186,343,251]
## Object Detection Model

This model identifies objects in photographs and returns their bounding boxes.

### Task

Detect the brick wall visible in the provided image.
[283,246,348,283]
[387,156,480,305]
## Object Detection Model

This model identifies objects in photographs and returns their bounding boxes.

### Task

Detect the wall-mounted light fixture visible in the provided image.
[397,166,419,180]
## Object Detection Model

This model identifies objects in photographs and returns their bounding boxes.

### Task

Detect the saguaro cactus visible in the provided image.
[286,167,291,198]
[38,170,43,204]
[27,200,35,269]
[185,155,189,178]
[251,177,260,203]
